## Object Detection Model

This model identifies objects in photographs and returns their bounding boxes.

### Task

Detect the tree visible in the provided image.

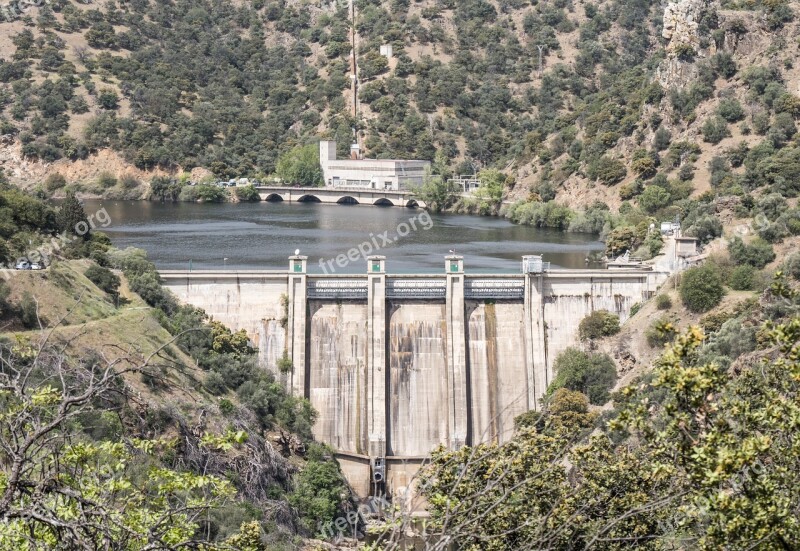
[680,264,725,312]
[0,334,235,549]
[275,144,323,187]
[578,310,621,340]
[638,184,671,214]
[288,444,350,535]
[547,347,617,405]
[235,184,260,202]
[412,318,800,551]
[701,115,731,144]
[414,174,458,213]
[605,225,644,257]
[150,176,181,202]
[716,98,744,122]
[56,190,88,237]
[587,156,627,186]
[85,264,120,299]
[98,89,119,110]
[728,236,776,269]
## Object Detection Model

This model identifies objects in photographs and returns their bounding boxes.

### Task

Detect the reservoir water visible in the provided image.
[83,200,604,273]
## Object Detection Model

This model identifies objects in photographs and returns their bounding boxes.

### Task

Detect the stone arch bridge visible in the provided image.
[254,186,425,208]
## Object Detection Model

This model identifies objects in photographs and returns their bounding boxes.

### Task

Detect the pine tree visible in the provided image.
[57,190,89,238]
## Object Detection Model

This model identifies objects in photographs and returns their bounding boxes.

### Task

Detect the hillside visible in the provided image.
[0,0,795,213]
[0,246,354,547]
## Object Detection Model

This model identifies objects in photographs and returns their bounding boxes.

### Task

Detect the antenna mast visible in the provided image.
[350,0,359,122]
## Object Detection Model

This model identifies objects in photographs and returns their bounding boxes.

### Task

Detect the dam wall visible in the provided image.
[160,257,668,498]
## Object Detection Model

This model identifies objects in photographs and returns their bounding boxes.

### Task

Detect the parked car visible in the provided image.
[15,260,31,270]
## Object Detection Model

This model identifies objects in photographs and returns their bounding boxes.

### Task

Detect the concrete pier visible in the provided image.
[160,258,668,498]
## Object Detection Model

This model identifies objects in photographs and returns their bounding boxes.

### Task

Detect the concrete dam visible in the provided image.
[160,256,668,497]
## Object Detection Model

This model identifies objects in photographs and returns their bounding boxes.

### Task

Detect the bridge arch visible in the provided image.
[297,195,322,203]
[337,196,359,205]
[263,193,284,202]
[373,198,395,207]
[405,199,420,208]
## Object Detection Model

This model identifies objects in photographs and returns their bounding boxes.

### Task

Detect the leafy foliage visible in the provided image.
[276,144,323,187]
[578,310,621,341]
[680,264,726,313]
[548,347,618,405]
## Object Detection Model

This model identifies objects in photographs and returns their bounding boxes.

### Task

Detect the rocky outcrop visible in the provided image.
[662,0,708,52]
[657,0,716,88]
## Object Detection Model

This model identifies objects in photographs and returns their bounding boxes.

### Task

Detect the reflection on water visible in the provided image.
[81,200,604,273]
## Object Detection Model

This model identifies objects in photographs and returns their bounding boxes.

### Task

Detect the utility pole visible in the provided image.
[350,0,359,122]
[537,44,546,75]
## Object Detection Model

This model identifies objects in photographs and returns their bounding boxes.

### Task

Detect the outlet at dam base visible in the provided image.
[160,256,668,501]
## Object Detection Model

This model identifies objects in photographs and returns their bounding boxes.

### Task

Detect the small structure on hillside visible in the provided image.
[319,141,430,191]
[675,236,700,258]
[606,250,648,270]
[449,175,484,194]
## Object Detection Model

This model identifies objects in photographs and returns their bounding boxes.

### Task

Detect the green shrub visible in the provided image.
[728,265,756,291]
[277,350,293,374]
[97,172,117,189]
[680,264,726,313]
[234,184,260,202]
[646,317,678,348]
[638,185,672,214]
[578,310,621,340]
[547,348,617,405]
[195,184,227,203]
[44,173,67,192]
[20,292,41,329]
[119,174,140,190]
[728,237,776,269]
[204,371,227,395]
[218,398,235,415]
[717,98,745,122]
[587,156,627,186]
[656,294,672,310]
[84,264,120,298]
[783,252,800,281]
[702,116,732,144]
[288,444,350,535]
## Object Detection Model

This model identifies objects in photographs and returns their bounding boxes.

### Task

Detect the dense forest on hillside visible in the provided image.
[1,0,799,262]
[0,0,675,175]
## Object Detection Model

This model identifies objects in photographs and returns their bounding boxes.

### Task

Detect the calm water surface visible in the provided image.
[82,200,604,273]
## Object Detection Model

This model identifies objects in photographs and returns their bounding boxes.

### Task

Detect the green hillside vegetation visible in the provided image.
[0,186,354,548]
[0,0,798,261]
[417,274,800,550]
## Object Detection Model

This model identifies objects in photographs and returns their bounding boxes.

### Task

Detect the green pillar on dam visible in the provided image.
[288,255,308,397]
[445,255,468,449]
[367,256,387,458]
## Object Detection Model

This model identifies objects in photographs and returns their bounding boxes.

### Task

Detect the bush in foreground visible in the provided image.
[681,264,726,313]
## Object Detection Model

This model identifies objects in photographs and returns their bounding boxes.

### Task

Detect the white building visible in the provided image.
[319,141,430,191]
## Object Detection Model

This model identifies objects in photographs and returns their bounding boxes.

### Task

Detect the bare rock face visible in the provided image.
[657,0,715,89]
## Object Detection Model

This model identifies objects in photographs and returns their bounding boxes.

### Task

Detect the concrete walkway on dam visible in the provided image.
[160,255,670,498]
